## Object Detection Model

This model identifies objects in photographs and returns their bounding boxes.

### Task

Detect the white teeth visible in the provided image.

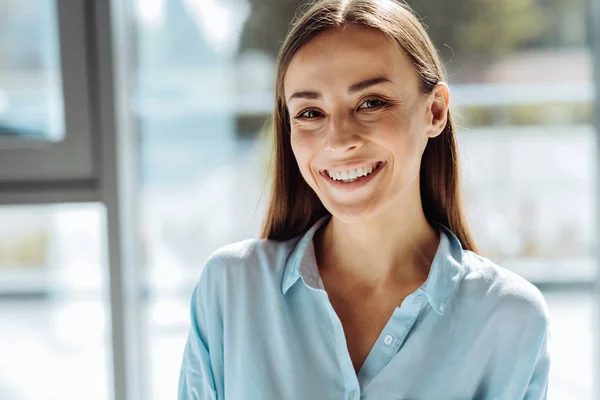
[326,163,379,182]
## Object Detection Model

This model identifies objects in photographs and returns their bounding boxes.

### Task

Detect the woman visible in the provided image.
[179,0,551,399]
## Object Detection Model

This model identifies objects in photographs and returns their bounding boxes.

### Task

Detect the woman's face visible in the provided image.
[283,26,448,221]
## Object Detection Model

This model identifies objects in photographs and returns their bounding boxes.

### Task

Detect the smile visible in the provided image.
[325,161,382,183]
[321,161,386,188]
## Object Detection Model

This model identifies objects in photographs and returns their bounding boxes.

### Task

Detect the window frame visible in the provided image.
[0,0,99,203]
[591,0,600,399]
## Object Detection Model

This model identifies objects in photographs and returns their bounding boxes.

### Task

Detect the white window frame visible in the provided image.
[592,0,600,398]
[93,1,147,400]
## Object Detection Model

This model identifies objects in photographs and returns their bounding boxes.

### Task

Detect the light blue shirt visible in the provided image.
[178,216,551,399]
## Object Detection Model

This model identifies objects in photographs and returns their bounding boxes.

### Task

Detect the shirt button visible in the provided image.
[414,295,422,304]
[383,334,394,345]
[348,390,357,400]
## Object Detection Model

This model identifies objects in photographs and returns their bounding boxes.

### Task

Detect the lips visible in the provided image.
[325,161,383,183]
[325,161,381,182]
[319,161,387,190]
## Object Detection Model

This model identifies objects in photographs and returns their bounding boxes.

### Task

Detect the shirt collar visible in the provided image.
[419,222,464,315]
[281,217,464,315]
[281,215,330,294]
[281,215,331,294]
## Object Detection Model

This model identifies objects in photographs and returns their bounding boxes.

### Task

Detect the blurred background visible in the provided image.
[0,0,597,399]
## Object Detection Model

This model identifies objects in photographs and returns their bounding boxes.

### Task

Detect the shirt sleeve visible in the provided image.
[178,274,218,400]
[523,321,551,400]
[486,296,552,400]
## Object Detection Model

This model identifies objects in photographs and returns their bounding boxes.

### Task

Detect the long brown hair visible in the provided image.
[260,0,477,252]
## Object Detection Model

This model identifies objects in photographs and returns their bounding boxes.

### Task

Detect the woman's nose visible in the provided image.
[324,115,364,154]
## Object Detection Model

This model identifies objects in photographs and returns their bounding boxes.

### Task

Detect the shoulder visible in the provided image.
[195,236,299,293]
[458,250,550,327]
[203,237,297,272]
[458,251,552,389]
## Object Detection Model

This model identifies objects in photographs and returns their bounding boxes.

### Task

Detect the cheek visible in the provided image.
[290,132,317,179]
[388,109,425,146]
[375,118,425,168]
[290,131,305,161]
[375,116,415,151]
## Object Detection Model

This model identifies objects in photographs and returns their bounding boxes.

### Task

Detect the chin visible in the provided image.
[322,199,381,223]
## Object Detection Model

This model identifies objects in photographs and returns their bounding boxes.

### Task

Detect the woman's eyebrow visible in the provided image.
[287,76,393,102]
[348,76,393,94]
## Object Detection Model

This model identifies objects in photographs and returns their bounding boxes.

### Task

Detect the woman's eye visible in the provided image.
[293,99,386,120]
[359,98,386,110]
[296,109,323,119]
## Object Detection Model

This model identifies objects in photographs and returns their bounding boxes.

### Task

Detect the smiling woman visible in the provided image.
[178,1,551,399]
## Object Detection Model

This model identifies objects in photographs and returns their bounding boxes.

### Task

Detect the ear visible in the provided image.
[425,82,450,138]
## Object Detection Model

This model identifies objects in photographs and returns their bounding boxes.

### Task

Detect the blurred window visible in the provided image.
[0,204,110,400]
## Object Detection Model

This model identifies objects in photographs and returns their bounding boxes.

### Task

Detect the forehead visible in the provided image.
[284,26,417,97]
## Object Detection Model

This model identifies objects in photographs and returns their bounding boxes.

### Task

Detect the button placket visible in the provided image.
[319,291,359,394]
[382,306,422,364]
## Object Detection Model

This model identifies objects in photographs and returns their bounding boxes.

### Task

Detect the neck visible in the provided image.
[315,192,440,290]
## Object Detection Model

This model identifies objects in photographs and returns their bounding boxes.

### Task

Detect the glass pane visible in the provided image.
[131,0,595,399]
[0,204,111,400]
[0,0,64,141]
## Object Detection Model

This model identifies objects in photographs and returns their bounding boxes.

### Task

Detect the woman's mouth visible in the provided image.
[321,161,386,189]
